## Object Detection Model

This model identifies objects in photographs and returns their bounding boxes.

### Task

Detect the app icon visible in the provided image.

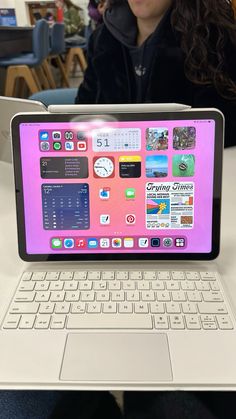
[64,238,75,249]
[53,142,62,151]
[40,141,50,151]
[77,140,87,151]
[124,238,134,248]
[139,238,149,248]
[175,238,186,247]
[65,141,74,151]
[100,238,110,248]
[77,131,86,140]
[125,188,136,199]
[88,238,98,249]
[64,131,74,140]
[99,188,110,200]
[52,131,61,140]
[163,237,173,248]
[100,214,110,225]
[76,238,86,248]
[39,131,49,141]
[126,214,136,225]
[51,238,62,249]
[112,238,122,248]
[151,238,160,247]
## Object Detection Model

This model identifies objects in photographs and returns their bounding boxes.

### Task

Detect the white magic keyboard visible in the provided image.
[2,270,234,331]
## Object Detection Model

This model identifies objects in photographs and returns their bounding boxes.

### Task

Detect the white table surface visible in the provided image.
[0,147,235,389]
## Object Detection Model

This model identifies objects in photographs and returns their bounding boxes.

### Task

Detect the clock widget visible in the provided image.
[93,156,115,178]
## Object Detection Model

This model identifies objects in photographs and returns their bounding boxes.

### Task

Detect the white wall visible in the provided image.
[0,0,89,26]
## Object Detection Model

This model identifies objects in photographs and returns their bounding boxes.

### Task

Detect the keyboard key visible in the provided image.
[134,302,149,314]
[102,271,115,280]
[186,315,201,330]
[111,291,125,301]
[32,272,46,281]
[35,291,50,302]
[103,303,117,313]
[141,291,155,301]
[51,315,66,329]
[200,272,216,280]
[130,271,143,280]
[196,282,210,291]
[143,271,156,280]
[3,314,21,329]
[150,302,165,314]
[157,271,170,280]
[55,303,70,314]
[66,314,152,329]
[182,302,197,314]
[166,282,180,291]
[108,281,121,290]
[39,303,55,314]
[119,302,133,313]
[49,282,64,291]
[96,291,110,301]
[35,282,50,291]
[171,271,185,280]
[126,291,140,301]
[200,315,215,322]
[151,281,165,290]
[35,315,50,329]
[19,282,35,291]
[21,272,33,281]
[87,303,101,313]
[10,303,39,314]
[210,282,220,291]
[93,281,107,290]
[172,291,186,301]
[50,291,65,302]
[64,282,78,291]
[169,315,185,329]
[71,303,86,314]
[156,291,171,301]
[202,291,223,302]
[198,303,227,314]
[88,271,101,280]
[116,271,129,280]
[217,315,233,330]
[166,302,181,314]
[187,291,202,302]
[78,281,92,291]
[122,282,135,291]
[59,272,73,281]
[15,292,35,302]
[185,271,200,281]
[45,272,60,281]
[202,322,217,330]
[181,281,195,291]
[138,282,150,290]
[154,315,169,329]
[80,291,95,302]
[19,315,35,329]
[65,291,80,302]
[74,271,87,280]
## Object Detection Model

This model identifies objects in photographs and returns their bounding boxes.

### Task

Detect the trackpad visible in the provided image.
[60,333,173,382]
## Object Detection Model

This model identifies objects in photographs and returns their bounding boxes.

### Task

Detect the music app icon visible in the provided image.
[76,238,86,248]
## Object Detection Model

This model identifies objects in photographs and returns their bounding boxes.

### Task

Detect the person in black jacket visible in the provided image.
[76,0,236,148]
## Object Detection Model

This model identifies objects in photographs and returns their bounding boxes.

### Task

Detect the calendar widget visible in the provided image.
[40,157,88,179]
[42,183,90,230]
[92,128,141,152]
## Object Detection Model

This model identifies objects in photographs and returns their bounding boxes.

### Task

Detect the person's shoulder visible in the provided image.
[89,23,121,53]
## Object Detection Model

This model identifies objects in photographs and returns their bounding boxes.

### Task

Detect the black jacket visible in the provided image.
[76,16,236,148]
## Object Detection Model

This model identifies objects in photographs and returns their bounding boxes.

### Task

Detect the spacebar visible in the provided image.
[66,314,152,329]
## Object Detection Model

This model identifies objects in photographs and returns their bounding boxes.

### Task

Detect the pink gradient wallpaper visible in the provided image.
[19,118,215,255]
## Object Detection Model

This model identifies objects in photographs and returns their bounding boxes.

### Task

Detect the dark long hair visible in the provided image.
[108,0,236,99]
